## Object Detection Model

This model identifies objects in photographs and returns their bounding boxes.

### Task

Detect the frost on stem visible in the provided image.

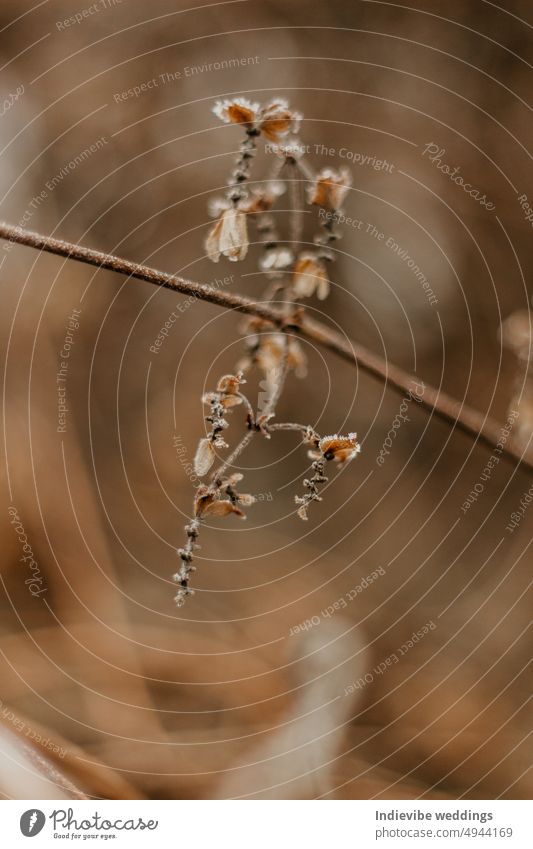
[174,98,361,607]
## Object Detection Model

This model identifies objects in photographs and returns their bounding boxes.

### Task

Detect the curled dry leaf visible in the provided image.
[216,372,246,395]
[203,499,245,518]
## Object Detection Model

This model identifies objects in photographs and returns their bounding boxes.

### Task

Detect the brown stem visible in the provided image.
[269,422,314,435]
[210,430,255,486]
[263,332,290,417]
[0,220,529,472]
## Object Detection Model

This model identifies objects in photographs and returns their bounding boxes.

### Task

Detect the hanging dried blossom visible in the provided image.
[213,97,260,126]
[259,99,302,141]
[205,207,248,262]
[293,252,330,300]
[309,167,352,210]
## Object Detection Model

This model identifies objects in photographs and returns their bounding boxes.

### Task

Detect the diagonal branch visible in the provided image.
[0,220,530,473]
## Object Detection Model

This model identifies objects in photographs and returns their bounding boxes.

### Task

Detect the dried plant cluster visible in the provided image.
[174,98,361,607]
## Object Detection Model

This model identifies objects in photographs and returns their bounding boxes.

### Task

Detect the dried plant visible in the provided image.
[1,106,529,609]
[174,97,361,606]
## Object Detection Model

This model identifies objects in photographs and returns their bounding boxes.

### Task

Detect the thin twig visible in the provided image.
[210,430,255,485]
[0,220,530,473]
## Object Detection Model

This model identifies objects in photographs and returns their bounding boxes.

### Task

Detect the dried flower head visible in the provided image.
[217,372,246,395]
[205,207,248,262]
[213,97,259,126]
[175,97,360,606]
[293,252,330,300]
[317,433,361,464]
[309,167,352,210]
[203,499,246,518]
[259,99,301,141]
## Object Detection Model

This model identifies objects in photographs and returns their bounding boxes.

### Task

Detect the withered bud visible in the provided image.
[319,432,361,464]
[309,167,351,210]
[216,372,246,394]
[293,253,330,300]
[259,99,302,141]
[213,97,259,126]
[203,499,246,518]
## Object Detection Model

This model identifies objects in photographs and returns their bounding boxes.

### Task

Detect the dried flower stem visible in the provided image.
[268,422,314,435]
[262,331,290,416]
[210,430,255,486]
[0,220,528,472]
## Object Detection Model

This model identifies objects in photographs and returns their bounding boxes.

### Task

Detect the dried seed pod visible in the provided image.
[194,438,216,476]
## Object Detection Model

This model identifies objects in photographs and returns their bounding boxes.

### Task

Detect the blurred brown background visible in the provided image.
[0,0,531,799]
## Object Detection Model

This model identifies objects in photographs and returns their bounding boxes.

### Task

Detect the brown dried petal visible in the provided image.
[217,373,245,395]
[259,100,301,141]
[293,254,330,300]
[213,98,259,125]
[194,484,215,516]
[319,432,360,464]
[309,168,351,210]
[203,499,245,518]
[221,395,243,409]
